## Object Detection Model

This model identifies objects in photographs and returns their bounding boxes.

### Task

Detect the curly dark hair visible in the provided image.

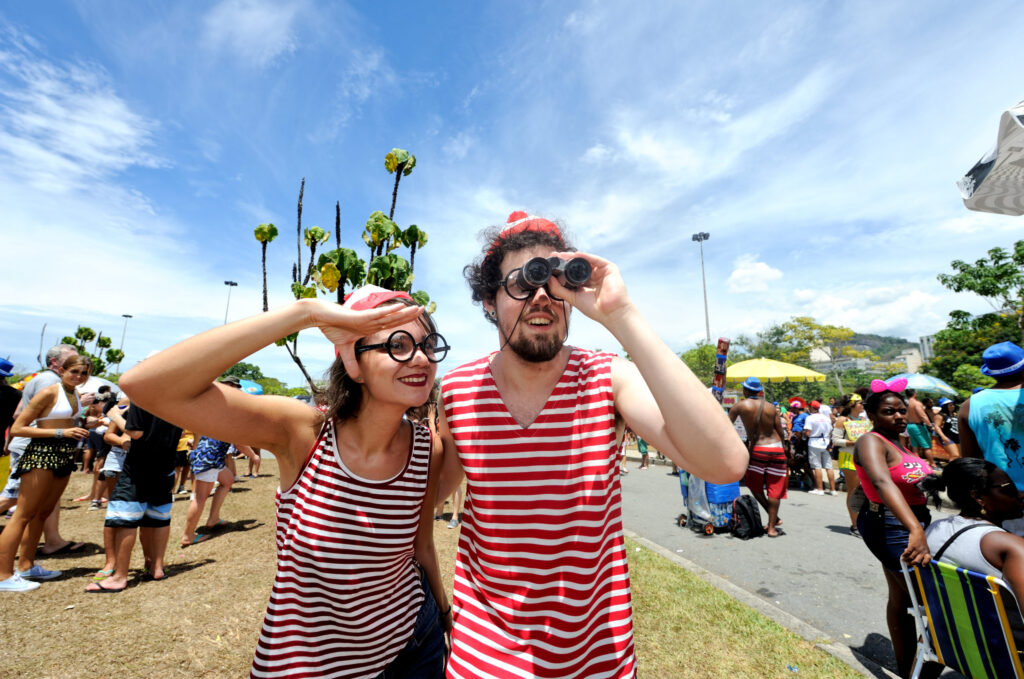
[316,298,438,423]
[463,221,574,325]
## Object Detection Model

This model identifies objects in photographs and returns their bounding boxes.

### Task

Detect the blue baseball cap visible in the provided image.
[0,357,12,378]
[741,376,763,392]
[980,341,1024,377]
[938,397,953,407]
[972,387,985,394]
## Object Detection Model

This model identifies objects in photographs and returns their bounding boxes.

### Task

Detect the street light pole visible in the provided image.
[117,314,133,371]
[224,281,238,324]
[691,232,711,344]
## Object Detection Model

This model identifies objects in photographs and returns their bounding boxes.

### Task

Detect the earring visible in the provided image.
[980,506,987,516]
[487,310,496,319]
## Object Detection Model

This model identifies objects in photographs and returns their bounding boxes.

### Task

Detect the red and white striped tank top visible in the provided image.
[442,349,636,679]
[251,420,431,679]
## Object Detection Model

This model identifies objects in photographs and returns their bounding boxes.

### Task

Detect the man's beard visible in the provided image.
[507,330,563,363]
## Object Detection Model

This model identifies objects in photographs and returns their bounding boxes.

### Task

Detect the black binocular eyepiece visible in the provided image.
[517,256,592,291]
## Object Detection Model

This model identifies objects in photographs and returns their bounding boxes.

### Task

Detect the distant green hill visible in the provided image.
[850,333,917,361]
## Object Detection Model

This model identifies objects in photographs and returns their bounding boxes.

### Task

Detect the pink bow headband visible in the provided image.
[870,377,907,393]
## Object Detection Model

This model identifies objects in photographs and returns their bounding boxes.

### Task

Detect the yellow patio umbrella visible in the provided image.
[725,357,826,384]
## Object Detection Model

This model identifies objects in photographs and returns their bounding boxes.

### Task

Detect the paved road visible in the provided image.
[619,463,959,674]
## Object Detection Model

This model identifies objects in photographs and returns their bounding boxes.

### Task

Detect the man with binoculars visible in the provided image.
[437,211,747,677]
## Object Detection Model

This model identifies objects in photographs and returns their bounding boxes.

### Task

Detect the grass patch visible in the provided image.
[0,459,859,678]
[628,538,861,678]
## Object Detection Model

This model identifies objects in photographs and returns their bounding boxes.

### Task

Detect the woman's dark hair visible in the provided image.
[918,458,997,516]
[317,298,438,423]
[463,221,573,325]
[863,389,907,416]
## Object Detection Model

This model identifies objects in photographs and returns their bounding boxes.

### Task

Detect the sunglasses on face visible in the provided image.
[355,330,450,363]
[989,481,1018,495]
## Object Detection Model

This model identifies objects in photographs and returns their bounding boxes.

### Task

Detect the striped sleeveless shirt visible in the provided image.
[442,348,636,679]
[251,420,431,679]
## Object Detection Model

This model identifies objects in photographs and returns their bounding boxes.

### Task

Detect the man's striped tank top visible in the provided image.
[251,421,431,679]
[442,348,636,679]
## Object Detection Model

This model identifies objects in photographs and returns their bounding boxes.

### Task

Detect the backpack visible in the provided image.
[731,495,765,540]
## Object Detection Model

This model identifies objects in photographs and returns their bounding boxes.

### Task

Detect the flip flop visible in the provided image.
[41,541,87,556]
[92,568,114,581]
[202,519,226,532]
[180,534,211,548]
[85,582,124,593]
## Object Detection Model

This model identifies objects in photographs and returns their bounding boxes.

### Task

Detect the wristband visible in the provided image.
[439,606,452,616]
[55,429,64,439]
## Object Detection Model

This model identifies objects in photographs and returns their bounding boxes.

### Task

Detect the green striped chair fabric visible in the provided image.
[903,561,1024,679]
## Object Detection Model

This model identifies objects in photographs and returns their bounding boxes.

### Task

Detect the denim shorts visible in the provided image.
[858,502,931,572]
[376,568,446,679]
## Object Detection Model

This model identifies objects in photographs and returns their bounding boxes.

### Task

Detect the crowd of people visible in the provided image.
[0,209,1021,679]
[0,346,257,593]
[728,340,1024,679]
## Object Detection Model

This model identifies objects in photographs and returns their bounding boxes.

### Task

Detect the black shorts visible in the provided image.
[85,431,105,452]
[175,450,189,468]
[104,469,176,528]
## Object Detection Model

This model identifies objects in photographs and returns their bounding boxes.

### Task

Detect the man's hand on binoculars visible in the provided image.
[550,252,634,328]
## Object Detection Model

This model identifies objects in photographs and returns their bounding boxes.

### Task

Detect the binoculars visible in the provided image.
[516,256,592,291]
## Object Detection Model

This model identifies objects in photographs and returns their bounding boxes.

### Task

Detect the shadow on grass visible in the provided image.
[37,542,103,558]
[196,519,264,537]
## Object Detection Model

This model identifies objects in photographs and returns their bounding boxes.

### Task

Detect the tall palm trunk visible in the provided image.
[261,242,269,312]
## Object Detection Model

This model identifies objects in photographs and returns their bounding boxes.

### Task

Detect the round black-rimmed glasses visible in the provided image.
[355,330,450,363]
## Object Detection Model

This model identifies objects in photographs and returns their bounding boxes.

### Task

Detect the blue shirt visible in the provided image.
[968,388,1024,490]
[790,413,808,435]
[191,436,231,475]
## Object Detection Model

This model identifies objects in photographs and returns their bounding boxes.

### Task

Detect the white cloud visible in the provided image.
[0,34,164,193]
[443,131,475,160]
[201,0,306,67]
[727,254,783,293]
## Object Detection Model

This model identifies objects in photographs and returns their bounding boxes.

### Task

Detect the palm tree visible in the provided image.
[402,225,428,280]
[254,223,278,312]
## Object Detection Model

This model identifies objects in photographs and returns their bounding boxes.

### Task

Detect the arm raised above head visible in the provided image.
[119,299,424,472]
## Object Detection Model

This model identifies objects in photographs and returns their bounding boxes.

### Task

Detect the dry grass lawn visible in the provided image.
[0,458,859,678]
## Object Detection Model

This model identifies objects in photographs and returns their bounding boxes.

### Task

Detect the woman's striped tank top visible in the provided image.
[251,420,431,679]
[441,348,636,679]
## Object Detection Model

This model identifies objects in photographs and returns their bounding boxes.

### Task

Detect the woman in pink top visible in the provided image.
[120,286,451,679]
[854,378,939,679]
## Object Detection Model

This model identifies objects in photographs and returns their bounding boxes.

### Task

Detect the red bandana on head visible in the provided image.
[486,211,562,257]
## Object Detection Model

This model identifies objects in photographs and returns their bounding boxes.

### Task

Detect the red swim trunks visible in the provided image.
[745,443,788,500]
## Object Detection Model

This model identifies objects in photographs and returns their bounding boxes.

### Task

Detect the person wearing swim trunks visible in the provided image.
[730,377,789,536]
[86,401,182,591]
[905,388,935,465]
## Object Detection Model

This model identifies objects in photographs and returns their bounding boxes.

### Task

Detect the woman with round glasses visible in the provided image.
[119,285,451,678]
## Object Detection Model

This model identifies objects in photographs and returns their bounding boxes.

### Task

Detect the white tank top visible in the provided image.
[36,385,80,424]
[925,515,1004,579]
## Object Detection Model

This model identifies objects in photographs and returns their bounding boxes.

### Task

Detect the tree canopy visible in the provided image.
[937,239,1024,344]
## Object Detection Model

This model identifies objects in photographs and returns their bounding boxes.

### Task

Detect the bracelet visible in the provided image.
[55,429,64,439]
[439,606,452,616]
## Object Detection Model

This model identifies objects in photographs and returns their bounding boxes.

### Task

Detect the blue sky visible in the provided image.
[1,1,1022,387]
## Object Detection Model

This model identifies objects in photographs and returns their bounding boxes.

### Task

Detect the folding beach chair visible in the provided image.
[903,560,1024,679]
